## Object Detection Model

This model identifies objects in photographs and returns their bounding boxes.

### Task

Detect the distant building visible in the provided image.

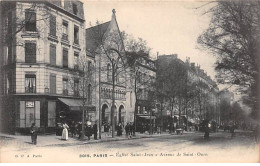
[126,51,157,132]
[156,54,219,130]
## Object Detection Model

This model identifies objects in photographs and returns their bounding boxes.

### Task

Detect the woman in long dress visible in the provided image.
[61,123,69,140]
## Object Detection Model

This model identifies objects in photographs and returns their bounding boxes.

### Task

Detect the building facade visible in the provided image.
[156,54,219,131]
[0,0,96,134]
[85,10,135,130]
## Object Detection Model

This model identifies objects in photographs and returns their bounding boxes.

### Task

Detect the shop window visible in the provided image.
[48,101,56,127]
[19,101,40,128]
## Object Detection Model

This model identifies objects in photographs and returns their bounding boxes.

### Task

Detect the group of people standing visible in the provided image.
[104,122,135,138]
[62,121,98,141]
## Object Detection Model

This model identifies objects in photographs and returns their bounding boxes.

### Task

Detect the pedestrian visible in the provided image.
[70,121,76,138]
[61,123,69,141]
[125,123,130,138]
[117,123,123,136]
[85,122,92,140]
[131,122,135,136]
[204,121,210,140]
[254,124,260,143]
[104,123,110,136]
[92,122,98,140]
[77,122,83,139]
[230,123,235,139]
[30,123,38,145]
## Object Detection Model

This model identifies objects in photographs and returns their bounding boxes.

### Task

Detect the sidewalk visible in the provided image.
[0,131,195,147]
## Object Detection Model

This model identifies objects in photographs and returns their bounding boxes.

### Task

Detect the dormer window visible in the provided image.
[72,3,78,15]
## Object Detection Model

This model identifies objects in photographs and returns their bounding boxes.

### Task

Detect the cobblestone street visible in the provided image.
[0,130,258,162]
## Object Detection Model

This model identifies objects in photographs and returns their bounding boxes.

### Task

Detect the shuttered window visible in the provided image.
[50,75,56,94]
[50,44,56,66]
[25,11,36,31]
[49,15,56,36]
[63,49,68,68]
[25,43,36,63]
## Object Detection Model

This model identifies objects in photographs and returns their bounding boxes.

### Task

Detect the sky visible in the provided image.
[83,0,219,86]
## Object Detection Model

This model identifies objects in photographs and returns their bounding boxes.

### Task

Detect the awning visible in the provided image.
[58,98,96,111]
[137,114,156,120]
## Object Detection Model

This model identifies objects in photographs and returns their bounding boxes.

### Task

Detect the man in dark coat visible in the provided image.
[77,122,83,139]
[104,123,110,136]
[85,124,92,140]
[30,123,38,145]
[125,123,130,138]
[92,122,98,140]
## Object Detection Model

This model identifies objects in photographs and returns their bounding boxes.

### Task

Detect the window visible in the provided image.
[74,79,79,96]
[25,74,36,93]
[88,84,92,104]
[72,3,78,15]
[50,44,56,66]
[50,75,56,94]
[18,101,40,128]
[62,21,68,40]
[74,25,79,44]
[107,64,111,82]
[25,10,36,31]
[25,42,36,63]
[49,15,56,36]
[62,78,68,95]
[74,52,79,70]
[62,48,68,68]
[48,101,56,127]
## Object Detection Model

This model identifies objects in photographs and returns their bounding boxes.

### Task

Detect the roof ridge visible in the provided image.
[86,21,111,31]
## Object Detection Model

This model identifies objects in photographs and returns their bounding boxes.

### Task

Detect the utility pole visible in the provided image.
[98,53,102,139]
[81,67,86,140]
[111,59,116,138]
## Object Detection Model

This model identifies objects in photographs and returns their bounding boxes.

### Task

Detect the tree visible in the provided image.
[121,31,151,54]
[197,0,260,119]
[126,51,156,135]
[122,31,155,134]
[66,55,95,140]
[156,57,189,131]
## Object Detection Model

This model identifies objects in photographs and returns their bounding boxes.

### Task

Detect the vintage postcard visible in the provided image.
[0,0,259,163]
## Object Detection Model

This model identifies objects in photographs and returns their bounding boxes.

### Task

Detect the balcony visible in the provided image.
[25,87,36,93]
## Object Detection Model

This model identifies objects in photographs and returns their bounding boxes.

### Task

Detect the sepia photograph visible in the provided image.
[0,0,259,163]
